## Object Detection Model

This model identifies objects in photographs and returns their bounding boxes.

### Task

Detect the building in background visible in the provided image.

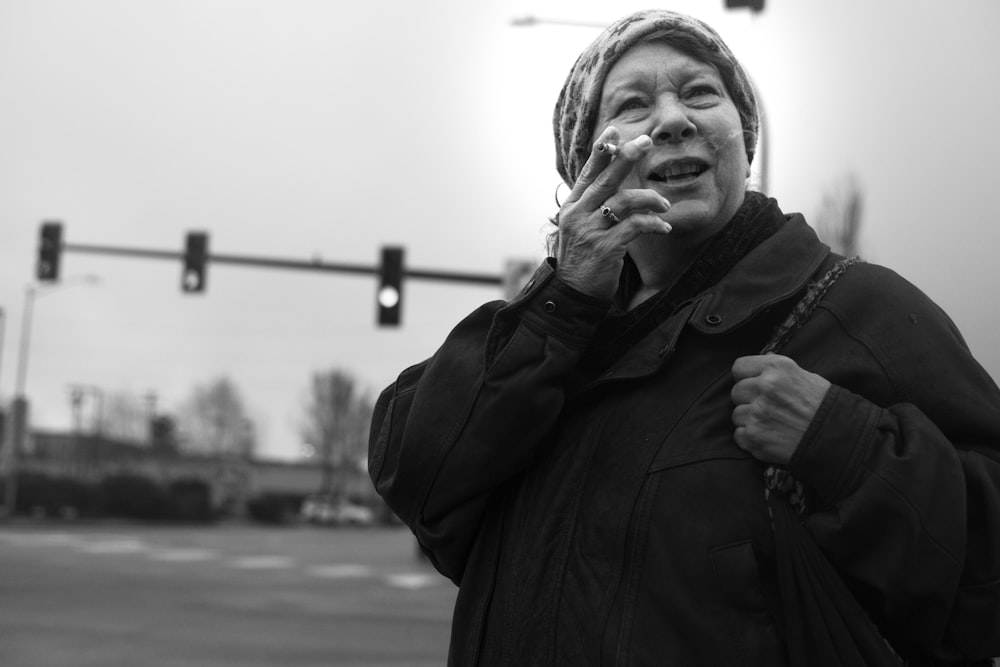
[4,425,380,522]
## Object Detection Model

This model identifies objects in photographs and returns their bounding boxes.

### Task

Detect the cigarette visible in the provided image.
[597,142,621,156]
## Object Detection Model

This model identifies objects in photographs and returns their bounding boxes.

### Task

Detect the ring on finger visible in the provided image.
[600,205,621,223]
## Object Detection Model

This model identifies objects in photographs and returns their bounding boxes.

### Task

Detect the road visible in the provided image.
[0,521,455,666]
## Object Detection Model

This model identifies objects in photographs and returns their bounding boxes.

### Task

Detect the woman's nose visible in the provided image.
[649,99,696,144]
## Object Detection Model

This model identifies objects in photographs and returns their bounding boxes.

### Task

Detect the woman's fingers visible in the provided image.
[576,134,653,209]
[563,126,620,205]
[563,129,652,206]
[599,189,672,223]
[603,213,672,246]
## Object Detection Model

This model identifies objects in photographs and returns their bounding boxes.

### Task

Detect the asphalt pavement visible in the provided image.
[0,521,455,666]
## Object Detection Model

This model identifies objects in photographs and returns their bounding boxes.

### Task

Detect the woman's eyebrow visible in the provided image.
[680,61,724,81]
[599,82,639,108]
[605,73,649,90]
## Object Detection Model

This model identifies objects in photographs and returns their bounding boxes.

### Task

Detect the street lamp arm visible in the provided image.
[509,15,609,29]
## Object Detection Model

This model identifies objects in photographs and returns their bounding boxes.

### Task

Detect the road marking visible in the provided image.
[0,531,443,592]
[306,563,373,579]
[0,531,83,547]
[228,555,296,569]
[76,538,149,554]
[147,548,217,562]
[384,573,438,590]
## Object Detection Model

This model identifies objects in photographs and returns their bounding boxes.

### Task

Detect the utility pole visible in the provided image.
[3,278,100,517]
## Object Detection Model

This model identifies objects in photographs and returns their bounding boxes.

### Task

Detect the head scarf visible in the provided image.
[553,10,759,186]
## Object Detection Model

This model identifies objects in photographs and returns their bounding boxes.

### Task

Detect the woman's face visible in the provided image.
[596,41,749,242]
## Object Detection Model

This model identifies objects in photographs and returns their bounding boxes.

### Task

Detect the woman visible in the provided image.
[369,10,1000,666]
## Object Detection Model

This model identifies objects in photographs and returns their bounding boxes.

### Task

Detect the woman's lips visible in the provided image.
[647,158,710,187]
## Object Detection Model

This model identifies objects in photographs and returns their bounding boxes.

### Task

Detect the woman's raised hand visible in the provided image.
[554,126,673,300]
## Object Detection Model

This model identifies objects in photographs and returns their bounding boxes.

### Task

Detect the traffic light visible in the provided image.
[36,221,63,281]
[377,246,404,326]
[725,0,764,10]
[182,231,209,293]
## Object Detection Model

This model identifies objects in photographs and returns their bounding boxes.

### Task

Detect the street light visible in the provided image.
[14,275,100,397]
[509,15,609,29]
[0,307,6,395]
[0,307,6,447]
[2,275,100,518]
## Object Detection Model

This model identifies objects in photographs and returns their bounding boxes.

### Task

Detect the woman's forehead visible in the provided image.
[604,45,722,90]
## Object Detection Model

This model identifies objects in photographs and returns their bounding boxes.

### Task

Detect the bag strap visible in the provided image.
[762,256,862,515]
[762,256,862,356]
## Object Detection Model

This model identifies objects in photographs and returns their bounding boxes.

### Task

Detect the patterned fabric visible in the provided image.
[761,256,862,516]
[553,9,759,186]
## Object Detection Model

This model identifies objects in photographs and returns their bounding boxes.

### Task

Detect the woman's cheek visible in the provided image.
[619,166,643,191]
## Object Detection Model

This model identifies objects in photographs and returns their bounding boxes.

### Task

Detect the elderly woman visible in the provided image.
[369,9,1000,666]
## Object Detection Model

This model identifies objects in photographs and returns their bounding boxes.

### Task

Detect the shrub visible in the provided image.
[0,472,105,518]
[101,472,166,519]
[165,477,213,522]
[246,493,297,525]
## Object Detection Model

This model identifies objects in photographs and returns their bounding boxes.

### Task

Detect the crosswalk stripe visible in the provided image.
[306,563,373,578]
[384,573,438,590]
[0,531,440,589]
[76,538,149,554]
[147,548,217,562]
[0,531,82,547]
[228,555,296,569]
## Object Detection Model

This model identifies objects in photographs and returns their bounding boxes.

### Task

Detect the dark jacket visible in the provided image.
[369,211,1000,666]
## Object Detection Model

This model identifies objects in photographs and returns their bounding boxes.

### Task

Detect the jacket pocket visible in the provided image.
[711,540,786,666]
[608,452,783,666]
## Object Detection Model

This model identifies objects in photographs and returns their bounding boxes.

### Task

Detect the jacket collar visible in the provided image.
[688,213,831,334]
[567,213,831,395]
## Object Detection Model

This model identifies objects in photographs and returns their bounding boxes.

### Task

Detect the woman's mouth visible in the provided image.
[648,159,709,187]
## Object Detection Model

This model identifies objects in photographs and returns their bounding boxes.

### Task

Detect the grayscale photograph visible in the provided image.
[2,1,999,665]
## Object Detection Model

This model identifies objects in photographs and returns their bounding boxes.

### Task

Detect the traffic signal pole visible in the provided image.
[63,240,504,286]
[33,223,527,328]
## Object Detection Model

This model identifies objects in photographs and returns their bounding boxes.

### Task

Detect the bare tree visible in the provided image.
[97,391,149,443]
[814,173,864,258]
[177,377,255,459]
[300,369,374,494]
[69,386,148,444]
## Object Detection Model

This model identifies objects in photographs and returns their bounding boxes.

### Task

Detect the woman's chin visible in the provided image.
[663,201,727,238]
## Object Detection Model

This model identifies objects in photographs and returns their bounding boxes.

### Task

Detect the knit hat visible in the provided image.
[553,10,759,186]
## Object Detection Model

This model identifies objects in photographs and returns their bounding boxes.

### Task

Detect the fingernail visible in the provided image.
[620,135,652,159]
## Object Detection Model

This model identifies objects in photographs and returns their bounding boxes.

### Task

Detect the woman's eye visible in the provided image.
[687,85,720,100]
[616,97,647,114]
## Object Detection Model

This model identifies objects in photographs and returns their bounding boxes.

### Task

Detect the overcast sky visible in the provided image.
[3,0,999,460]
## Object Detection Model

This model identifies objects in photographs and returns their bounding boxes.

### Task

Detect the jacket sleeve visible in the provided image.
[787,267,1000,661]
[368,262,610,584]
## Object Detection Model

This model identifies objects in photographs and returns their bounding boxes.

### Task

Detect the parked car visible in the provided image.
[301,495,375,526]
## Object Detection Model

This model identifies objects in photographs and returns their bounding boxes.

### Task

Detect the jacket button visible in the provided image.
[543,300,557,313]
[705,314,723,326]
